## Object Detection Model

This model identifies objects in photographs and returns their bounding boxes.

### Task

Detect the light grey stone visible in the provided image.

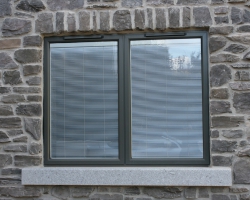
[210,26,234,35]
[22,167,232,186]
[227,34,250,44]
[23,35,42,47]
[16,0,45,12]
[222,130,243,138]
[240,194,250,200]
[215,16,229,24]
[35,13,53,33]
[193,7,212,27]
[2,94,25,103]
[7,129,23,137]
[231,63,250,68]
[13,136,28,142]
[67,13,75,32]
[177,0,207,4]
[23,65,41,76]
[27,95,42,102]
[135,9,145,30]
[51,186,69,200]
[24,118,41,140]
[214,7,228,14]
[209,36,227,53]
[234,159,250,184]
[211,116,244,128]
[100,12,110,31]
[56,12,64,33]
[3,70,22,85]
[210,54,240,63]
[210,65,231,87]
[0,131,10,143]
[238,147,250,157]
[16,104,41,116]
[147,0,174,5]
[0,105,13,116]
[243,51,250,60]
[0,53,18,69]
[210,88,229,99]
[29,143,42,155]
[183,7,190,27]
[113,10,132,31]
[4,144,27,152]
[212,140,237,152]
[0,154,12,167]
[212,156,232,166]
[230,82,250,90]
[228,0,247,2]
[235,71,250,81]
[147,8,153,29]
[122,0,142,7]
[14,49,42,64]
[47,0,84,11]
[13,87,41,93]
[14,11,34,18]
[210,101,231,115]
[2,18,32,37]
[26,77,41,85]
[168,8,179,28]
[79,11,90,31]
[156,8,166,30]
[231,7,243,24]
[0,0,11,17]
[90,194,123,200]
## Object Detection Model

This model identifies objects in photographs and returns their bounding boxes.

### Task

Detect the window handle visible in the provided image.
[144,32,186,37]
[64,35,104,40]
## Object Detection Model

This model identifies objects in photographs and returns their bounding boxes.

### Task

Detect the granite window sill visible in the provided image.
[22,167,232,186]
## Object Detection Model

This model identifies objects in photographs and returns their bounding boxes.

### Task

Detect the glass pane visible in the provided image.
[50,41,118,159]
[131,38,203,158]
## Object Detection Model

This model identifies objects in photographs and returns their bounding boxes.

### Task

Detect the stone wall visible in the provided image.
[0,0,250,199]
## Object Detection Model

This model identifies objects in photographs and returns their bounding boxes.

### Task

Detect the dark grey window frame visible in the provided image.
[44,31,210,166]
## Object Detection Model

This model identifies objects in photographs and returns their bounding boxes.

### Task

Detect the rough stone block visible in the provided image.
[14,155,41,166]
[237,25,250,32]
[16,104,41,116]
[212,155,232,166]
[16,0,45,12]
[0,117,22,129]
[13,136,28,143]
[3,70,22,85]
[214,7,228,14]
[212,0,225,3]
[51,186,70,200]
[13,87,41,93]
[177,0,207,4]
[155,8,166,30]
[100,12,110,31]
[230,187,249,193]
[211,130,219,138]
[227,34,250,44]
[231,7,243,24]
[169,8,179,28]
[23,35,42,47]
[90,194,123,200]
[0,154,12,167]
[2,94,25,103]
[240,194,250,200]
[230,83,250,90]
[122,0,142,7]
[0,186,41,197]
[210,88,229,99]
[0,39,21,50]
[35,13,53,33]
[143,187,182,199]
[193,7,212,27]
[23,65,41,76]
[135,9,145,30]
[224,44,247,54]
[47,0,84,11]
[0,53,18,69]
[233,92,250,113]
[209,36,227,53]
[222,130,243,138]
[124,187,140,195]
[238,147,250,157]
[147,8,153,29]
[243,52,250,60]
[15,49,42,64]
[211,116,244,128]
[24,118,41,140]
[212,140,237,152]
[210,54,240,63]
[209,26,234,35]
[234,159,250,184]
[7,129,23,137]
[198,187,209,198]
[29,143,42,155]
[0,106,13,116]
[0,131,10,143]
[210,65,231,87]
[4,144,27,152]
[0,177,21,185]
[147,0,173,5]
[183,7,190,27]
[0,0,11,17]
[215,16,229,24]
[67,13,75,32]
[56,12,64,33]
[26,77,41,85]
[27,95,42,102]
[2,18,32,37]
[212,194,230,200]
[235,71,250,81]
[184,187,197,199]
[79,11,90,31]
[210,101,231,115]
[71,186,94,198]
[231,63,250,68]
[113,10,132,31]
[1,168,21,175]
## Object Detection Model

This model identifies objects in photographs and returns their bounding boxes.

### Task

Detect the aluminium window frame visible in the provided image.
[43,31,210,166]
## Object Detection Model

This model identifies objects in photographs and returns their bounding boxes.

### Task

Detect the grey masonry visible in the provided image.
[0,0,250,199]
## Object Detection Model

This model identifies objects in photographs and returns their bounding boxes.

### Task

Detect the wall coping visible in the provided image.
[22,167,232,186]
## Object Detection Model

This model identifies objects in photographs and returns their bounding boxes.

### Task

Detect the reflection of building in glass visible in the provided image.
[170,56,192,70]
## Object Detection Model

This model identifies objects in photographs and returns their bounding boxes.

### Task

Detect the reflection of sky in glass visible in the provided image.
[131,38,201,58]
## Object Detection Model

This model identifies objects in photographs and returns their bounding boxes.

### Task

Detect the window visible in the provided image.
[44,32,209,166]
